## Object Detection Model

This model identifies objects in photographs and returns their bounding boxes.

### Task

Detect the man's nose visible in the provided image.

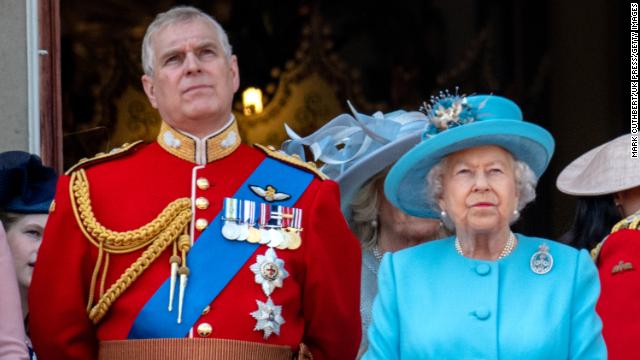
[184,52,201,74]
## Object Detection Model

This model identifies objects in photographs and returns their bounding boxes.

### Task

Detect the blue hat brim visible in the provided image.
[384,119,555,217]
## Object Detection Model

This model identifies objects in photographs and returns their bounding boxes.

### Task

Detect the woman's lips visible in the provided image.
[472,202,495,207]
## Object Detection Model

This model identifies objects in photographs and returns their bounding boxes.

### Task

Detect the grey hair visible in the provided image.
[426,156,538,228]
[141,6,233,76]
[349,171,386,250]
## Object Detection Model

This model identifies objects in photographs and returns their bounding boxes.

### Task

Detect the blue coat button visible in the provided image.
[473,309,491,320]
[475,264,491,276]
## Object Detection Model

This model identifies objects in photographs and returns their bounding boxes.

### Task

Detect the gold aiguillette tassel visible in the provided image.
[177,233,191,324]
[168,241,181,312]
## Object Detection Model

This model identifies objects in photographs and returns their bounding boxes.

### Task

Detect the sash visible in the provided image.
[128,157,314,338]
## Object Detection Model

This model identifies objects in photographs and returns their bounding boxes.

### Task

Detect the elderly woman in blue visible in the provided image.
[363,92,606,359]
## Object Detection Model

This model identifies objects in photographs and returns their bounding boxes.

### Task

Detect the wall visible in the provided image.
[0,0,28,152]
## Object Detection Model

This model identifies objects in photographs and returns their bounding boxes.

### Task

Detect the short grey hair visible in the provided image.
[426,155,538,228]
[141,6,233,76]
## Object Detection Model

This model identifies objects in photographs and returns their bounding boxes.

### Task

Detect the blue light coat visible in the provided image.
[363,234,606,359]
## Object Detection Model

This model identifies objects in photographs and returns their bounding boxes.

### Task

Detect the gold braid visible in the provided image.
[69,169,192,324]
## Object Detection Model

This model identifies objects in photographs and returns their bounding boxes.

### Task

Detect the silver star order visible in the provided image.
[250,248,289,296]
[250,297,285,339]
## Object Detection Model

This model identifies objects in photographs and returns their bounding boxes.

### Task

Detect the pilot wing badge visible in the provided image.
[249,185,291,202]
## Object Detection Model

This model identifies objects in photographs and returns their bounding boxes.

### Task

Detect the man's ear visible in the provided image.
[229,55,240,93]
[141,74,158,109]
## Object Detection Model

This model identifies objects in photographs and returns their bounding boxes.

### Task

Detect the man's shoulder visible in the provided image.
[252,143,327,181]
[64,141,147,175]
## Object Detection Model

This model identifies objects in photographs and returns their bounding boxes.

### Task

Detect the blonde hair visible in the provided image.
[349,171,386,250]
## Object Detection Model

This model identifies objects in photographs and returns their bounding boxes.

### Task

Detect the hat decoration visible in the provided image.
[282,101,428,180]
[421,89,479,138]
[281,101,431,216]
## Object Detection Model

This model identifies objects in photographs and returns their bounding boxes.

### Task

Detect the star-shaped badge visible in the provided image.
[250,248,289,296]
[250,297,285,339]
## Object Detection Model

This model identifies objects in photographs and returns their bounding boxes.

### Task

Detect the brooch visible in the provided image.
[530,243,553,275]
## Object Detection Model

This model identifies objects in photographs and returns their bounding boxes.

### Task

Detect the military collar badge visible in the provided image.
[612,260,634,275]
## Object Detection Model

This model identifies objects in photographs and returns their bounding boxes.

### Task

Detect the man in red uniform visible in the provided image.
[557,133,640,359]
[29,6,361,360]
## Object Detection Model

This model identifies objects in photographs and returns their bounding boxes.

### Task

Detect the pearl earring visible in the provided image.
[513,209,520,217]
[371,219,378,228]
[440,210,447,219]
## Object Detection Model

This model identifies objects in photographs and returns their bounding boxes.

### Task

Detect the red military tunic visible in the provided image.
[29,120,361,359]
[594,212,640,360]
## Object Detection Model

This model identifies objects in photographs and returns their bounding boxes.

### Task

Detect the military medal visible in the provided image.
[276,206,294,249]
[237,200,254,241]
[268,228,284,248]
[250,297,285,340]
[221,198,240,240]
[249,247,289,296]
[530,243,553,274]
[287,208,303,250]
[247,226,261,243]
[259,203,271,244]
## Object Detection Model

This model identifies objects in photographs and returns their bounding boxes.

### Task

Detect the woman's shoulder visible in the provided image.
[517,234,592,269]
[517,234,579,254]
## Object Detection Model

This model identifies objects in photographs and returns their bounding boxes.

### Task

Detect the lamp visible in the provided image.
[242,87,264,115]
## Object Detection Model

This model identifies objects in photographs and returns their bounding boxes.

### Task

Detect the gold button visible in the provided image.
[197,322,212,337]
[195,218,208,231]
[202,305,210,315]
[195,197,209,210]
[196,178,210,190]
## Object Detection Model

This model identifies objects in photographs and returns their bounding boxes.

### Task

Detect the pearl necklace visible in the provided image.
[455,232,516,260]
[372,245,384,262]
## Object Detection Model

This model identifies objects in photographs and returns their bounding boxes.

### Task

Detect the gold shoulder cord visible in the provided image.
[70,169,192,324]
[592,210,640,262]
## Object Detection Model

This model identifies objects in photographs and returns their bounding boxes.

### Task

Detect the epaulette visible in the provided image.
[611,211,640,233]
[254,143,328,180]
[65,141,145,175]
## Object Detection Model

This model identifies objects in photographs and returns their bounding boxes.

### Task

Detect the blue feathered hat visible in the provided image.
[0,151,58,213]
[384,92,555,218]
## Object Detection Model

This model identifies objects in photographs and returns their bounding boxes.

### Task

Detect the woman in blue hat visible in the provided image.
[363,92,606,359]
[283,103,448,357]
[0,151,57,360]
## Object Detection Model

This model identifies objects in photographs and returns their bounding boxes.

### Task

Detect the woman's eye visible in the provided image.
[489,168,503,174]
[25,229,41,237]
[456,169,470,175]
